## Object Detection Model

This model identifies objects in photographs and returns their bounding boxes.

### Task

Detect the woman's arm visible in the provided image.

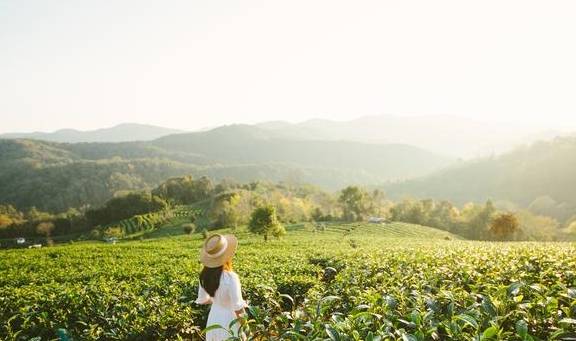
[196,298,213,305]
[195,283,213,305]
[230,272,247,315]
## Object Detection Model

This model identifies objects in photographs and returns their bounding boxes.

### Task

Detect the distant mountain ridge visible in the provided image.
[3,117,573,215]
[256,115,568,158]
[2,116,568,157]
[152,124,452,178]
[0,123,184,143]
[384,136,576,222]
[0,124,453,211]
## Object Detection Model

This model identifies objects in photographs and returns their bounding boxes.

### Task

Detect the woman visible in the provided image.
[195,234,247,340]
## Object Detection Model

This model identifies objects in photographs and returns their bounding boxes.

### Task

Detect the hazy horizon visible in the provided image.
[2,0,576,134]
[1,113,576,136]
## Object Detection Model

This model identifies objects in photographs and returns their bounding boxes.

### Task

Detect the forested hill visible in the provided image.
[0,125,451,212]
[151,125,451,176]
[385,137,576,222]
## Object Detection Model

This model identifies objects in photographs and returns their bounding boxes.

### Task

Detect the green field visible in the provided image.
[1,222,575,340]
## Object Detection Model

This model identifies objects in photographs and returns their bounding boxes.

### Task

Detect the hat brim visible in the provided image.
[199,234,238,268]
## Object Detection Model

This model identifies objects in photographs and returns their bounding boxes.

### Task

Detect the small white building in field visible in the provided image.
[368,217,387,224]
[104,237,118,244]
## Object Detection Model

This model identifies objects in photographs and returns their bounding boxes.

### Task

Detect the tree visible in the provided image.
[389,199,425,225]
[564,221,576,236]
[0,205,24,228]
[36,221,55,245]
[407,203,426,225]
[86,192,167,227]
[311,207,325,222]
[463,200,497,240]
[516,210,559,241]
[567,220,576,234]
[429,200,456,230]
[193,176,215,201]
[369,189,387,216]
[152,176,214,204]
[209,192,241,229]
[489,213,520,240]
[27,207,53,222]
[338,186,371,221]
[248,205,285,241]
[36,221,54,236]
[0,214,13,228]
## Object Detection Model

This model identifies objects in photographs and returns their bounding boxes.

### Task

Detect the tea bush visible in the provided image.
[1,223,574,340]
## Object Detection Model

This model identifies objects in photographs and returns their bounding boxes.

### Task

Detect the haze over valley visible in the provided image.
[1,115,575,225]
[3,114,570,158]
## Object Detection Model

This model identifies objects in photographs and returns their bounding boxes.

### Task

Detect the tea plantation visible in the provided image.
[1,222,575,340]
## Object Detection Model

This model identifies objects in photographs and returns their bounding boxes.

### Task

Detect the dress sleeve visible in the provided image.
[229,272,247,311]
[195,282,213,305]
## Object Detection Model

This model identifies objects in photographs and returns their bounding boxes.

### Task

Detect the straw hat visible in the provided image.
[199,234,238,268]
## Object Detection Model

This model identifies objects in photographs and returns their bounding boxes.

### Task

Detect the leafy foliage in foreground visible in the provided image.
[1,223,574,340]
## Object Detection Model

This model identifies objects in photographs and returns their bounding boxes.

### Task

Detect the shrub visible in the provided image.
[195,216,212,231]
[36,221,55,237]
[103,226,123,239]
[89,229,102,240]
[182,223,195,235]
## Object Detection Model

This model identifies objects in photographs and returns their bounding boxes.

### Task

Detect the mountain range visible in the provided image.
[0,124,451,212]
[1,116,574,219]
[0,123,183,143]
[256,115,565,158]
[384,136,576,222]
[2,115,567,157]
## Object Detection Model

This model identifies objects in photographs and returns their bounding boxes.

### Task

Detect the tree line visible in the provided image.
[1,175,574,242]
[385,137,576,226]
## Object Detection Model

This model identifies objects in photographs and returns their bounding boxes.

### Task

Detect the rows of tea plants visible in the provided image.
[172,206,203,219]
[1,223,575,340]
[114,210,172,235]
[240,243,576,340]
[111,206,202,236]
[319,222,457,240]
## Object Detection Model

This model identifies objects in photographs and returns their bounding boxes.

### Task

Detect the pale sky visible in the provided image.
[1,0,576,133]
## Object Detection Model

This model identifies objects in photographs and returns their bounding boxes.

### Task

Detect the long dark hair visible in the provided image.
[199,260,232,297]
[200,266,223,297]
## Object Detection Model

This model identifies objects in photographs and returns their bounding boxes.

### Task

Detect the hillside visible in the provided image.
[0,123,184,143]
[152,125,452,179]
[385,136,576,221]
[0,125,451,211]
[138,220,461,241]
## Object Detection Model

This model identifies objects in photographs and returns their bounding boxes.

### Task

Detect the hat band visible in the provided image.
[206,237,228,258]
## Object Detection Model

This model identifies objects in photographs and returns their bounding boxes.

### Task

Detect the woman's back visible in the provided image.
[213,271,245,309]
[196,234,245,340]
[196,270,246,340]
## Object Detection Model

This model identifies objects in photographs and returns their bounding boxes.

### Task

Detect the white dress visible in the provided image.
[195,271,247,341]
